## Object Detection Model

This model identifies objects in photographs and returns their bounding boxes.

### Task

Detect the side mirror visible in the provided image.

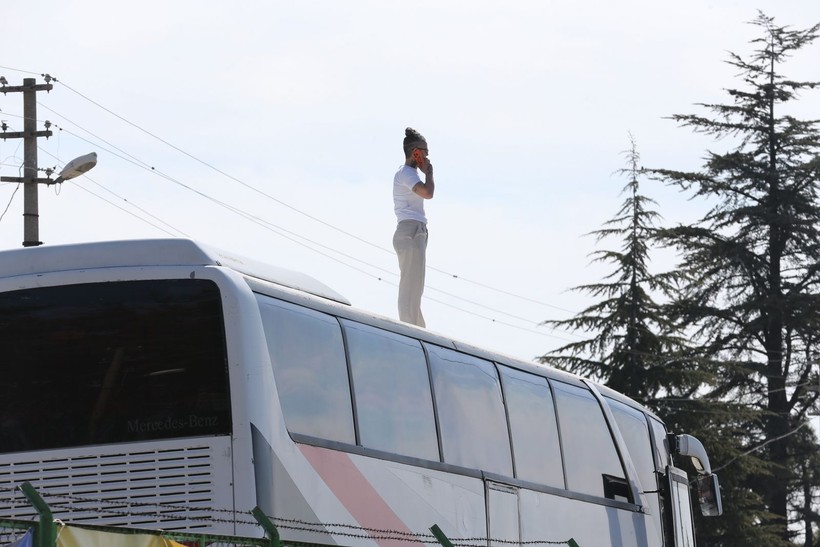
[696,473,723,517]
[668,433,712,473]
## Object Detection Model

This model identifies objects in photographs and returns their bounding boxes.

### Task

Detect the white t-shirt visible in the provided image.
[393,164,426,223]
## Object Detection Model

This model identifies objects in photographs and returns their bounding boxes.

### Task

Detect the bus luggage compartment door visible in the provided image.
[485,481,520,547]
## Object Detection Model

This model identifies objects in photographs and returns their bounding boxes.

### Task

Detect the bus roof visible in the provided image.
[0,238,350,305]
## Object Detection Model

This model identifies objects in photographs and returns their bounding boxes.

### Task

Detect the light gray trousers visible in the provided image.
[392,220,428,327]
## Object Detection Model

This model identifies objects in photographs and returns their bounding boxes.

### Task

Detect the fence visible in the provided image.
[0,483,579,547]
[1,483,278,547]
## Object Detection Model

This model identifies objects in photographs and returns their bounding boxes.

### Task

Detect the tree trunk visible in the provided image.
[804,463,814,547]
[764,53,790,541]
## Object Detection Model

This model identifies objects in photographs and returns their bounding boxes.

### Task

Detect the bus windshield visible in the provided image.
[0,279,231,453]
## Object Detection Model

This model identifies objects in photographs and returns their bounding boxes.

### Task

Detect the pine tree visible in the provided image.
[651,13,820,543]
[539,135,703,404]
[790,426,820,547]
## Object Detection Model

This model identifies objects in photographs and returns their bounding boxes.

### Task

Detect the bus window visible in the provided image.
[607,398,662,530]
[426,345,513,476]
[342,320,439,461]
[650,417,671,471]
[552,382,627,499]
[0,280,231,453]
[498,366,564,488]
[607,399,657,496]
[257,297,354,444]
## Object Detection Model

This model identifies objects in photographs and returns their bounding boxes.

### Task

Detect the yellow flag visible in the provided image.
[57,525,188,547]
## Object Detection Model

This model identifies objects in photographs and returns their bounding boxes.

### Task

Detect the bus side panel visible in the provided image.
[340,449,486,542]
[260,440,486,547]
[262,440,662,547]
[519,489,661,547]
[209,267,275,534]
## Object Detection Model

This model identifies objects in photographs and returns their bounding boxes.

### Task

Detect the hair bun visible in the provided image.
[405,127,425,140]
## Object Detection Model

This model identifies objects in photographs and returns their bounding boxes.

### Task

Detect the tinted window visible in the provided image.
[608,398,661,521]
[500,366,564,487]
[427,345,512,475]
[650,417,670,471]
[552,382,626,498]
[343,320,438,461]
[0,280,231,453]
[607,398,656,493]
[257,296,354,443]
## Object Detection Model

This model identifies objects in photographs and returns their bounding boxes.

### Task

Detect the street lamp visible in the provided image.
[53,152,97,184]
[0,151,97,246]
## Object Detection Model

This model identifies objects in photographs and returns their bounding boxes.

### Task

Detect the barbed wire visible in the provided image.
[1,487,576,546]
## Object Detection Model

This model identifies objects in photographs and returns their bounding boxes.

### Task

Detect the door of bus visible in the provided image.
[666,467,696,547]
[486,481,520,547]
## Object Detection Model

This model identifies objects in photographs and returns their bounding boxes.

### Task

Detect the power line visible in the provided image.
[74,182,180,237]
[5,70,583,343]
[36,146,187,237]
[28,112,820,353]
[0,64,41,77]
[86,179,189,237]
[51,77,572,314]
[0,119,26,169]
[38,103,153,170]
[711,421,811,474]
[74,175,574,341]
[38,126,396,278]
[0,182,20,223]
[33,121,578,342]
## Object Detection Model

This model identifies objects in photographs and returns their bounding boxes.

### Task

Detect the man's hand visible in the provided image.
[421,159,433,177]
[413,159,435,199]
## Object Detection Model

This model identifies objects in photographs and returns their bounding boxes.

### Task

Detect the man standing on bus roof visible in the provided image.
[393,127,435,328]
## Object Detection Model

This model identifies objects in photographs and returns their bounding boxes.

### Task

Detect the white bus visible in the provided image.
[0,239,721,547]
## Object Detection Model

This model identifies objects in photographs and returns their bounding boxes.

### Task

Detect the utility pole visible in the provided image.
[1,77,54,247]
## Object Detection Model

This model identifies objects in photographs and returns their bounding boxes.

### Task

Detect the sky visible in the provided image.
[2,0,820,372]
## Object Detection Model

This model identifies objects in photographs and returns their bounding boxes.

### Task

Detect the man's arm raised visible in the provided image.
[413,161,435,199]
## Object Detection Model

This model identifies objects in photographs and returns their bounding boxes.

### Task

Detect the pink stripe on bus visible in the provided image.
[299,444,424,547]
